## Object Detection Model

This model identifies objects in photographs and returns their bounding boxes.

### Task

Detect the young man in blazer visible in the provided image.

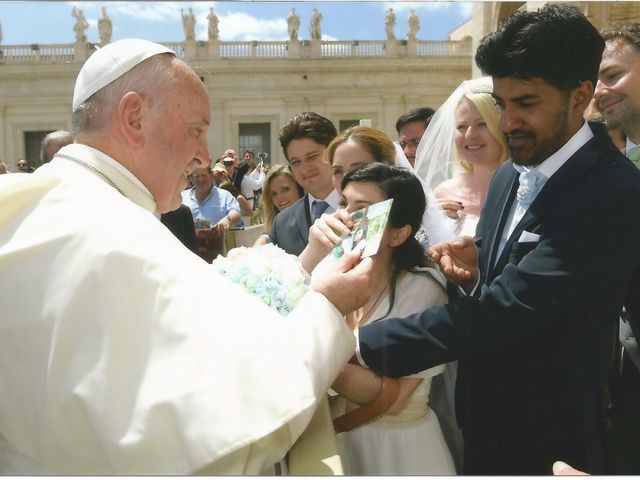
[269,112,340,256]
[357,5,640,475]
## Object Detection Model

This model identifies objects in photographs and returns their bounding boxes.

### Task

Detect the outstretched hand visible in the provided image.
[428,235,478,293]
[311,248,372,319]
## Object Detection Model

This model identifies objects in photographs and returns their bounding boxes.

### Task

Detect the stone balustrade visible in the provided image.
[0,38,471,64]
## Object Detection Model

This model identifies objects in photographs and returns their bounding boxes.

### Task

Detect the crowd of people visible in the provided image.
[1,4,640,476]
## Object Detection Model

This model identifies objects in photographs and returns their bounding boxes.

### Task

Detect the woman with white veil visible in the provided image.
[414,77,509,238]
[407,77,508,471]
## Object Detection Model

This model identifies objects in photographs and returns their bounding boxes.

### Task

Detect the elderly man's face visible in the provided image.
[143,61,211,213]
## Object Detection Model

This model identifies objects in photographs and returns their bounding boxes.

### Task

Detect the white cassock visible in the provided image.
[0,144,354,475]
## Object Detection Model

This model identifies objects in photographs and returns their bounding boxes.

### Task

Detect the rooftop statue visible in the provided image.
[310,8,323,40]
[207,8,219,40]
[408,9,420,40]
[98,7,112,44]
[181,8,196,41]
[385,8,396,40]
[72,7,89,43]
[287,7,300,41]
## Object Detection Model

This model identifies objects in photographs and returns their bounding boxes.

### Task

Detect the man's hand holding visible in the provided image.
[310,249,372,320]
[429,235,479,293]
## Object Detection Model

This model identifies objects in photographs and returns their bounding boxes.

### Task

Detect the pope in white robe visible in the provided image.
[0,39,370,475]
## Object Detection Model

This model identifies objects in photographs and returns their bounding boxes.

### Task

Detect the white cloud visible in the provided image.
[107,2,184,23]
[383,1,473,18]
[213,12,288,41]
[82,2,289,41]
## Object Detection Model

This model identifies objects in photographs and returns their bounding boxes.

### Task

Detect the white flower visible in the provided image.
[211,244,310,315]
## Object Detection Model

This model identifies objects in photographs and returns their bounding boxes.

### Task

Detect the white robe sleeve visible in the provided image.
[0,167,354,475]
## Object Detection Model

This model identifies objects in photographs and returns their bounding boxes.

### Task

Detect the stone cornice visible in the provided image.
[193,60,470,77]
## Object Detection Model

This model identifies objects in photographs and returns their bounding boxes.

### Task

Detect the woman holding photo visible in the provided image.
[311,163,456,475]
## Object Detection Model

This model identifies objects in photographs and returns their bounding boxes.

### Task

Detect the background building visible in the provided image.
[0,1,637,169]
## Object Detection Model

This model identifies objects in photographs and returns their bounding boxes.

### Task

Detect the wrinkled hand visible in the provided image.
[311,249,373,319]
[428,235,478,292]
[438,198,464,219]
[552,461,588,476]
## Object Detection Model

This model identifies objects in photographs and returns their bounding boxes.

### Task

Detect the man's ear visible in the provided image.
[387,224,412,248]
[572,80,594,116]
[117,91,146,148]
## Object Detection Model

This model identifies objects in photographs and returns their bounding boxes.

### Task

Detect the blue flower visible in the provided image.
[211,244,309,316]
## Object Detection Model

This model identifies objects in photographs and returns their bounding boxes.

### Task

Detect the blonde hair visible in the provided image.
[326,125,396,166]
[260,165,303,233]
[455,92,509,171]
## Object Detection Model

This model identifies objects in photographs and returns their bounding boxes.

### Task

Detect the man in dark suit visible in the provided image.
[595,23,640,372]
[357,5,640,475]
[269,112,339,255]
[594,23,640,473]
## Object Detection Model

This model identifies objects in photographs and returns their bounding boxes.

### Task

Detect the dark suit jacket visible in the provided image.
[160,204,198,253]
[268,194,311,256]
[622,271,640,372]
[358,123,640,474]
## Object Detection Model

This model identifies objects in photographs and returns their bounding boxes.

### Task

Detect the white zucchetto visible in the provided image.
[72,38,174,111]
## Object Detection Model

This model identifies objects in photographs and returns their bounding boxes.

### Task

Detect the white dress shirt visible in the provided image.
[308,189,340,220]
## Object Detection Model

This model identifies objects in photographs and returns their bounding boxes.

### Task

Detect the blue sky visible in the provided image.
[0,1,474,44]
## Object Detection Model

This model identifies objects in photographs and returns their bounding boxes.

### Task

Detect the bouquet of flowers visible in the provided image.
[211,243,310,315]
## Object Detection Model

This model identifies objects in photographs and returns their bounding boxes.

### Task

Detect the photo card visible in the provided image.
[331,198,394,259]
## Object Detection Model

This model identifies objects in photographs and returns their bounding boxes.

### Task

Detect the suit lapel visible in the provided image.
[484,167,519,276]
[493,124,607,273]
[294,195,312,243]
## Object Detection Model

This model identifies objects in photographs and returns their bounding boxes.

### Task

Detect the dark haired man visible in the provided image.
[395,106,435,166]
[269,112,339,255]
[357,5,640,474]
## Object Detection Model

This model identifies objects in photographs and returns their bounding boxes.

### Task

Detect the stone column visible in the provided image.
[382,95,402,138]
[310,39,321,59]
[471,3,492,79]
[406,38,417,57]
[209,97,225,160]
[184,40,197,61]
[73,41,88,62]
[385,39,398,58]
[208,39,220,59]
[288,40,301,59]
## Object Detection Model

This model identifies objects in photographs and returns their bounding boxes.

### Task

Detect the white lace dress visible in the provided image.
[333,268,457,475]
